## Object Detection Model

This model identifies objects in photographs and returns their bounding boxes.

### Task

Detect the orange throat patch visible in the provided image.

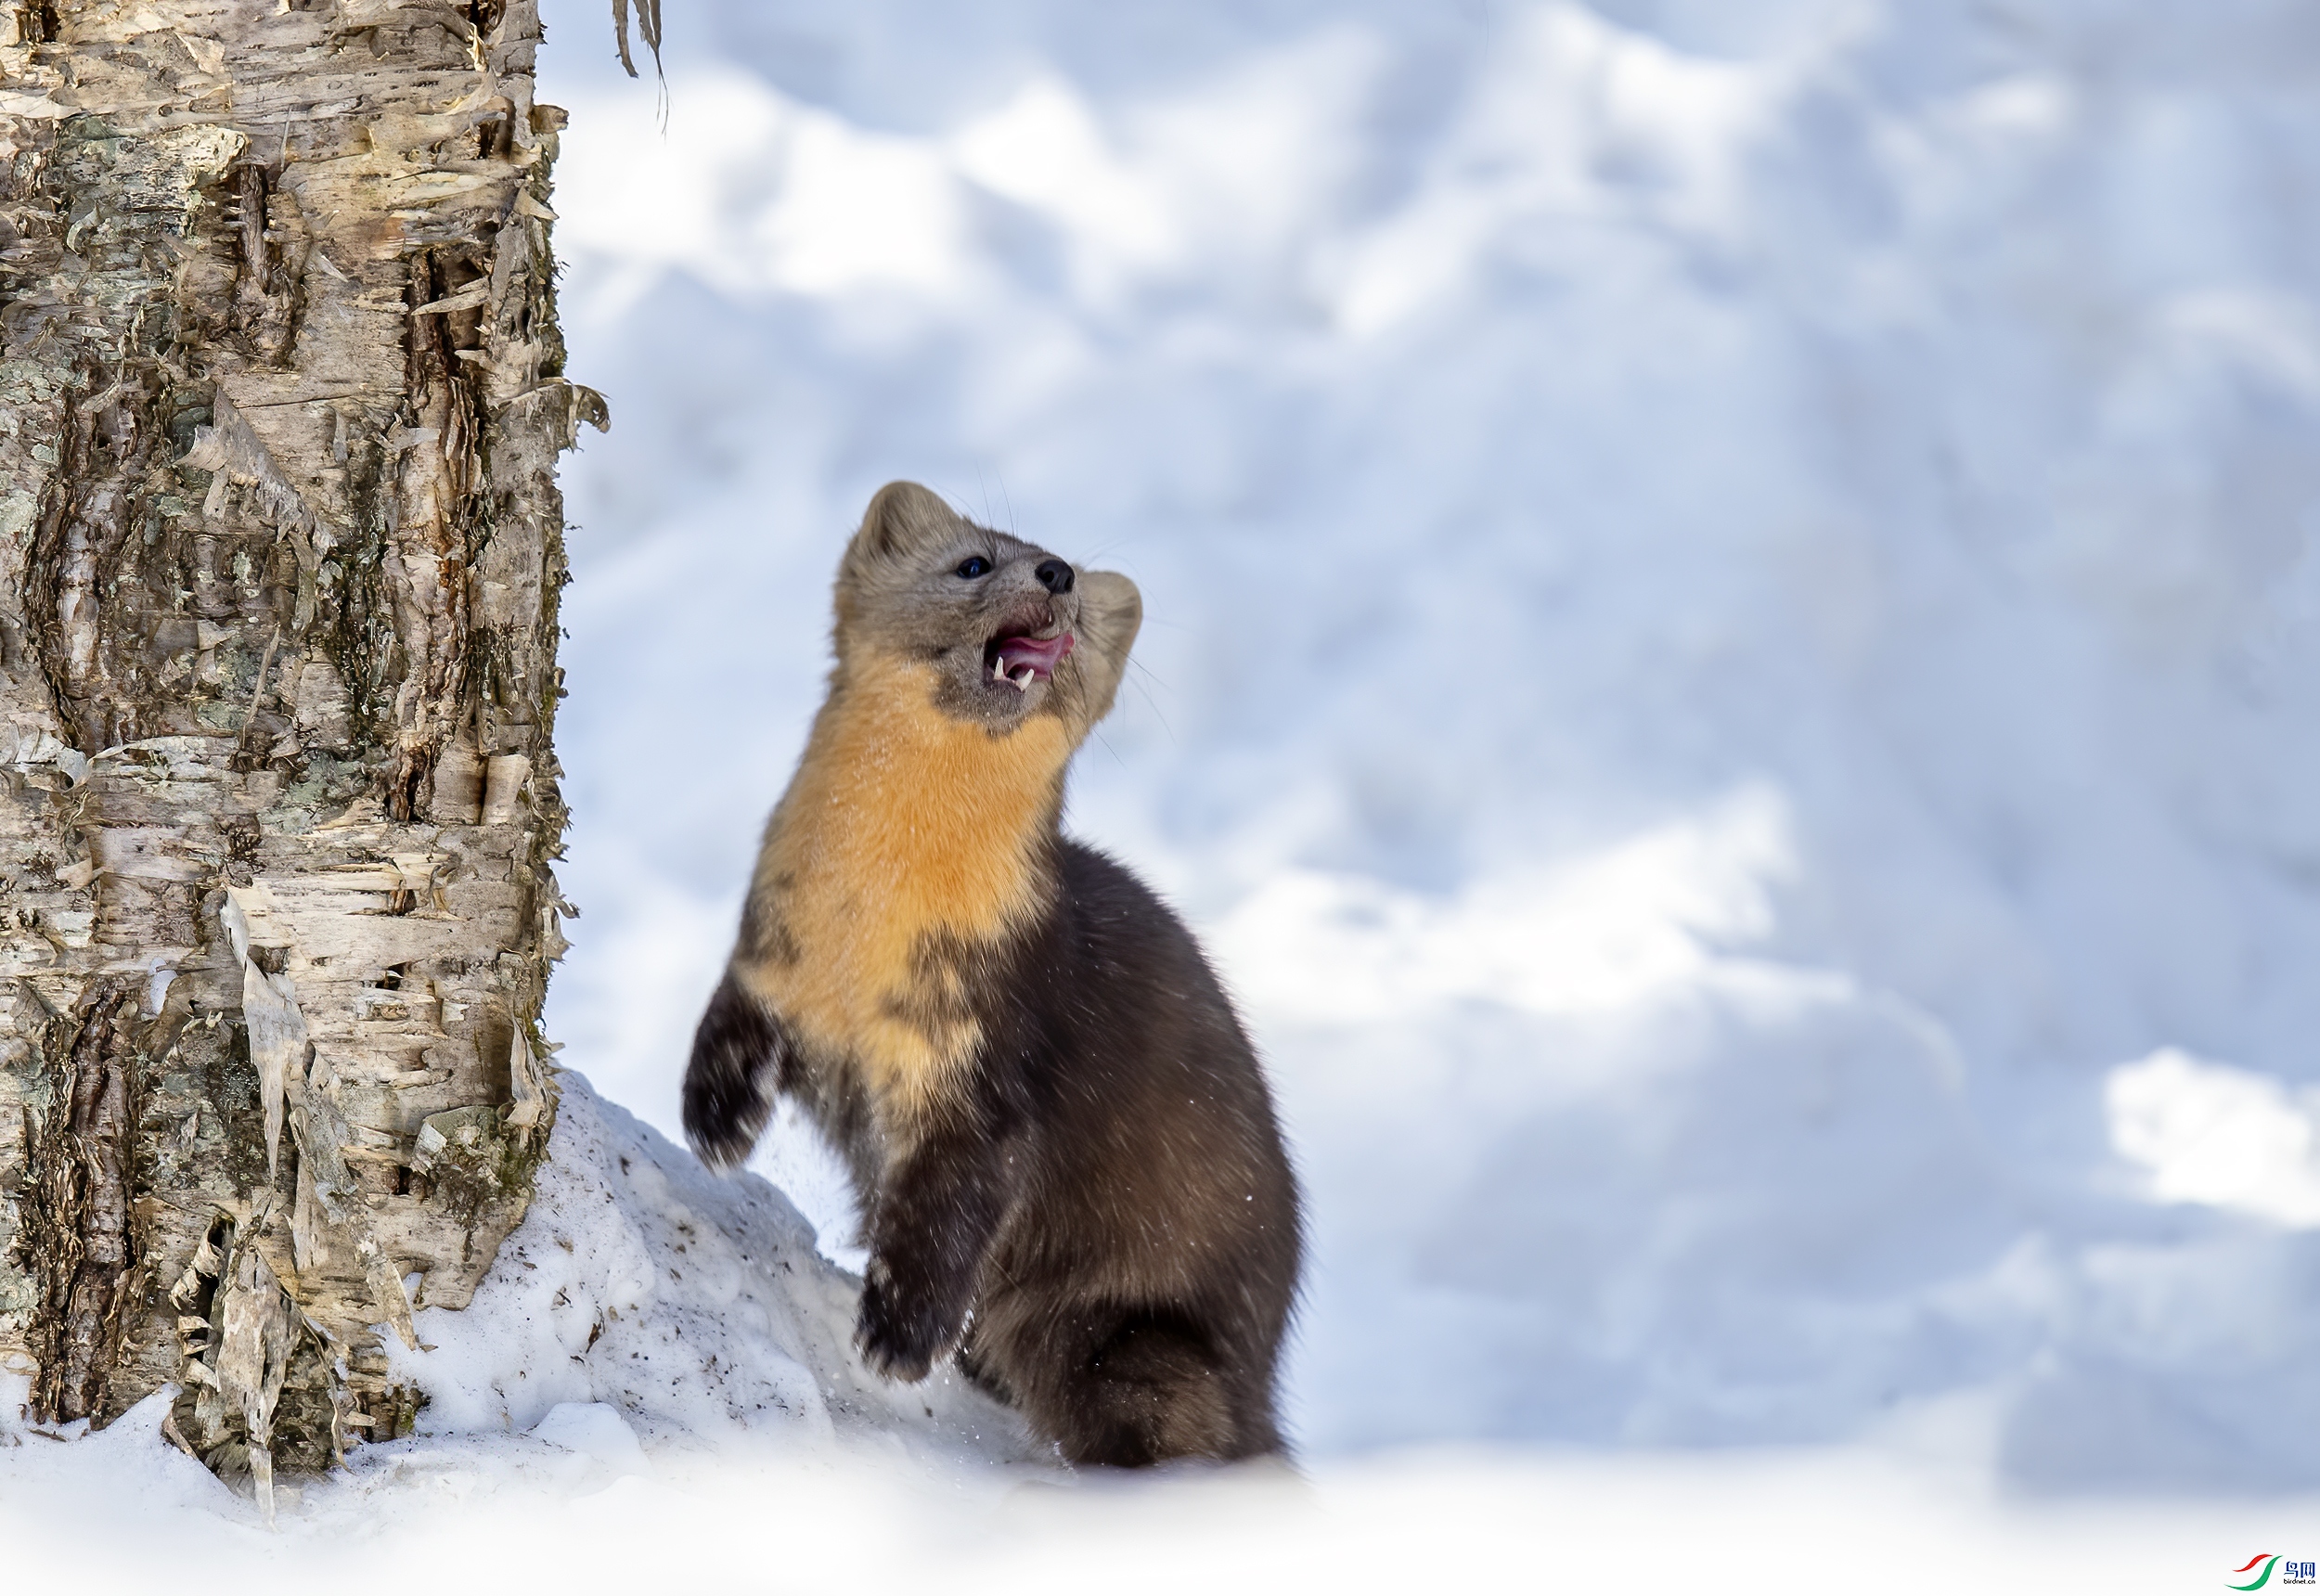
[739,654,1073,1121]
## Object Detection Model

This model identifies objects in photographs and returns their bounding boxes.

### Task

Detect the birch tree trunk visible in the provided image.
[0,0,594,1507]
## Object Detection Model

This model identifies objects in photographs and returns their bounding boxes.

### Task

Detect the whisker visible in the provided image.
[1126,672,1177,745]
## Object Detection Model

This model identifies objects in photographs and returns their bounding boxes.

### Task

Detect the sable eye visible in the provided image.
[956,556,992,579]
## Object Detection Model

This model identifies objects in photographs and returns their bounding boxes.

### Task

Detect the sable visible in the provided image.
[685,483,1302,1466]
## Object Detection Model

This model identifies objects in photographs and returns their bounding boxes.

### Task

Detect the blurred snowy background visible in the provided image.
[530,0,2320,1497]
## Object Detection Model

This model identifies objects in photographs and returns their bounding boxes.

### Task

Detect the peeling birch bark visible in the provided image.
[0,0,594,1498]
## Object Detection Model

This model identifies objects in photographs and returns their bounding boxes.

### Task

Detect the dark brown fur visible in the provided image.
[684,483,1302,1467]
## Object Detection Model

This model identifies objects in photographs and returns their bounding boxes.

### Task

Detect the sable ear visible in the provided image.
[1065,570,1143,728]
[1078,571,1143,657]
[851,481,960,565]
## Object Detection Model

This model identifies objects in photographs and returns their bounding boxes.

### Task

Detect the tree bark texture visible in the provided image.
[0,0,594,1502]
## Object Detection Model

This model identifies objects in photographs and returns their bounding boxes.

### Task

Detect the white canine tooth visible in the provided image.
[1011,665,1033,691]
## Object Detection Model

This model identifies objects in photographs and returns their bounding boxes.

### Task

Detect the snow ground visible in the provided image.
[0,1424,2307,1596]
[0,1074,2306,1593]
[14,0,2320,1579]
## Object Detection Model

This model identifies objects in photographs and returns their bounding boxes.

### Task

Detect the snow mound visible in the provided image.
[380,1069,1034,1468]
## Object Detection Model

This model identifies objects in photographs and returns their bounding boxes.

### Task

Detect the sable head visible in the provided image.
[834,483,1142,735]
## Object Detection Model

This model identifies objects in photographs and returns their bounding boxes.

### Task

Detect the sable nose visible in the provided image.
[1034,559,1075,595]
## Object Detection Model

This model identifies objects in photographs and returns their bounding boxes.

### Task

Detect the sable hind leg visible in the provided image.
[954,1324,1018,1409]
[1016,1308,1276,1468]
[682,971,790,1168]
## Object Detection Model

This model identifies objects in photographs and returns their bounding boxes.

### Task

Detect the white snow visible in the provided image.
[10,0,2320,1578]
[0,1398,2308,1593]
[528,0,2320,1499]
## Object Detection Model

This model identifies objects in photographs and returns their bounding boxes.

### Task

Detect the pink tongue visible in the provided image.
[996,632,1074,679]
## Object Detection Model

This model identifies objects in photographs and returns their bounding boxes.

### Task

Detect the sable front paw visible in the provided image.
[854,1261,950,1384]
[682,972,780,1169]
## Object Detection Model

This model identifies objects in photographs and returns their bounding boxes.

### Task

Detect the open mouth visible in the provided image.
[985,624,1075,692]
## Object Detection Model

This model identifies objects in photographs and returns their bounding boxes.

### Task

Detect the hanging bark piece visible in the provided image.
[505,1023,547,1136]
[233,948,303,1180]
[214,1217,299,1521]
[0,0,593,1483]
[611,0,664,80]
[169,1201,351,1520]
